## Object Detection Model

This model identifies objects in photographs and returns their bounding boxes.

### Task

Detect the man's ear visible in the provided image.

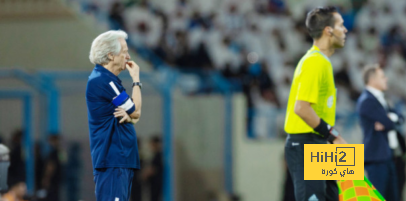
[108,53,114,61]
[325,26,333,36]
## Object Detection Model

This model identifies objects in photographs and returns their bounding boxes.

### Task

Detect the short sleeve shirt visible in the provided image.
[86,64,140,169]
[284,46,337,134]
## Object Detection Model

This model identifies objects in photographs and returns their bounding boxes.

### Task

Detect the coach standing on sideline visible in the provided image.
[284,7,348,201]
[86,30,143,201]
[356,64,405,201]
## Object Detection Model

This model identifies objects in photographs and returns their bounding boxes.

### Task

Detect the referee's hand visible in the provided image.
[332,135,347,144]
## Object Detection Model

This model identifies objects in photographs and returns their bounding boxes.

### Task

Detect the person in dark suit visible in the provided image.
[143,136,163,201]
[394,132,406,201]
[356,64,405,201]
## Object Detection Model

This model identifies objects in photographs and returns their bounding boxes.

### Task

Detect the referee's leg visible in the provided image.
[285,135,338,201]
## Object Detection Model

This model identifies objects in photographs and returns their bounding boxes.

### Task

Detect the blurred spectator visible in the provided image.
[222,63,238,81]
[396,5,406,32]
[143,136,163,201]
[206,191,218,201]
[108,2,127,30]
[168,8,188,32]
[284,22,308,59]
[335,61,360,100]
[275,66,294,109]
[173,31,193,67]
[0,143,9,193]
[376,4,396,35]
[188,10,206,29]
[125,1,162,49]
[82,0,99,15]
[42,135,62,201]
[357,65,403,201]
[229,194,241,201]
[131,137,144,201]
[240,24,266,60]
[74,0,406,139]
[208,36,241,72]
[386,48,406,99]
[34,142,44,198]
[256,61,275,93]
[251,87,280,138]
[191,43,213,69]
[217,4,245,35]
[8,130,25,189]
[265,28,289,71]
[65,142,82,201]
[268,0,287,14]
[335,61,351,88]
[2,181,27,201]
[361,27,380,54]
[381,25,406,56]
[340,6,356,32]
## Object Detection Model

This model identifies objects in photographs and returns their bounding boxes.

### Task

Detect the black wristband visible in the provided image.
[314,119,338,143]
[314,119,329,138]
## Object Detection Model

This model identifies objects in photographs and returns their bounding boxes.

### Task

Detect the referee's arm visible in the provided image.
[294,100,320,128]
[126,61,142,120]
[294,100,347,144]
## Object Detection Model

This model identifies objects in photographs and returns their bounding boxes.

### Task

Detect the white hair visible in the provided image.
[89,30,128,65]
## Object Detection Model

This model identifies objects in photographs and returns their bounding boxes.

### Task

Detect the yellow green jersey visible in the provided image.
[284,45,337,134]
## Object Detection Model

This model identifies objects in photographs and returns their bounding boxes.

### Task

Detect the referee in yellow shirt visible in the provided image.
[284,7,348,201]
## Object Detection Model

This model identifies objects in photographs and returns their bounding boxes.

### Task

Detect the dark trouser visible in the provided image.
[285,134,338,201]
[282,167,296,201]
[365,160,398,201]
[394,156,405,201]
[150,179,163,201]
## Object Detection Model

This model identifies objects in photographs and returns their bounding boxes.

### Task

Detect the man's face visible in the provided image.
[112,38,131,73]
[371,68,388,91]
[331,12,348,48]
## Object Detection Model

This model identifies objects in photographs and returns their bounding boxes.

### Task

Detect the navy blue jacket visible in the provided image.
[356,90,396,163]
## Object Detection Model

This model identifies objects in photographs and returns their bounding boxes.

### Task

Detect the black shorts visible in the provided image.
[285,133,338,201]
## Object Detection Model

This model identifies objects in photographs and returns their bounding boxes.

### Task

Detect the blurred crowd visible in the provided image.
[3,1,406,200]
[77,0,406,137]
[1,130,164,201]
[1,130,76,201]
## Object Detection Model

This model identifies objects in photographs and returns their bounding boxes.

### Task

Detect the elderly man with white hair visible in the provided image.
[86,30,142,201]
